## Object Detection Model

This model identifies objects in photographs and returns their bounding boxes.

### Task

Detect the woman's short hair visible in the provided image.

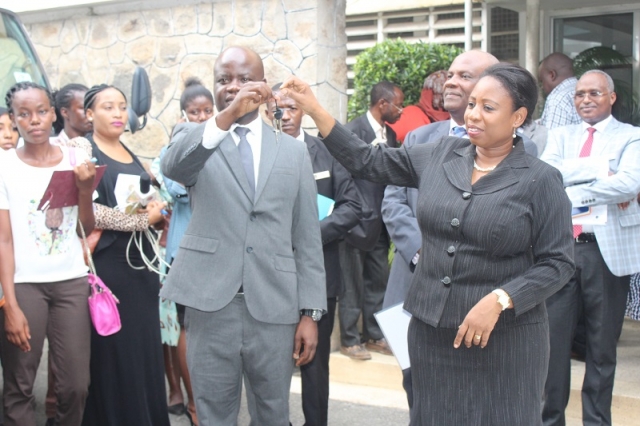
[180,77,214,111]
[481,63,538,126]
[84,84,127,111]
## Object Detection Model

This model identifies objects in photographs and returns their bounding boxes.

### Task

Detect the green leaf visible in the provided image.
[348,39,463,121]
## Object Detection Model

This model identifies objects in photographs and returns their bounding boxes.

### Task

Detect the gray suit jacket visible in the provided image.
[381,120,450,308]
[160,121,327,324]
[541,117,640,276]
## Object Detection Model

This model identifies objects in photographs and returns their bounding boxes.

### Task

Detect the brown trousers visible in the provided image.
[0,277,91,426]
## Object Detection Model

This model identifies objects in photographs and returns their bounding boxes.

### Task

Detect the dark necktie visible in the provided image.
[573,127,597,238]
[234,127,255,199]
[451,126,467,138]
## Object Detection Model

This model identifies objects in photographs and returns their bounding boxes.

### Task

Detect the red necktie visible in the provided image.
[573,127,597,238]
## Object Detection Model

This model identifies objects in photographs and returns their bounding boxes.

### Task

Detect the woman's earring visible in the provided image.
[88,117,93,122]
[512,128,517,138]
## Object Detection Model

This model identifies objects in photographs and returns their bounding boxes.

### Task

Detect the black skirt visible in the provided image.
[82,232,170,426]
[408,316,548,426]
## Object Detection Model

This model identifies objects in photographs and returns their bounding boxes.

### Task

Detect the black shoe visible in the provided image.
[168,402,186,415]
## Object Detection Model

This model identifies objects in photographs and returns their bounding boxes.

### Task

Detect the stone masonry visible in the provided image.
[22,0,347,159]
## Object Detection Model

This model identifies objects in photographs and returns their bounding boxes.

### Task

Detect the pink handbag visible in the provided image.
[87,273,121,336]
[80,222,122,336]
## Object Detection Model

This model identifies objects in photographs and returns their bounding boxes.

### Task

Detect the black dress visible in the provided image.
[82,149,170,426]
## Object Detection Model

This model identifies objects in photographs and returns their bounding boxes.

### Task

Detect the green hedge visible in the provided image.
[348,39,463,121]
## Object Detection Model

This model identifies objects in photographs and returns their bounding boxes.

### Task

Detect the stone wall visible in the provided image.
[23,0,347,159]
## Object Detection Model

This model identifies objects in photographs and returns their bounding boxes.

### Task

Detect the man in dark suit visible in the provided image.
[338,81,404,360]
[381,50,537,407]
[265,84,362,426]
[161,47,326,426]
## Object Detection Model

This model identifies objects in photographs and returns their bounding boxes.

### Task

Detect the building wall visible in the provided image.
[22,0,347,158]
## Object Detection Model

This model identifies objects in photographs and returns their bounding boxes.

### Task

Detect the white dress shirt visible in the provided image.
[366,111,386,144]
[578,114,613,233]
[202,114,263,190]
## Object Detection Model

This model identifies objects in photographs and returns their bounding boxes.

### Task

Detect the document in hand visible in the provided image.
[374,303,412,369]
[317,194,335,221]
[113,173,158,214]
[37,166,106,211]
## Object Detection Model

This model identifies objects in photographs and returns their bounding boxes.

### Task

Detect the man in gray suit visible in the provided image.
[381,50,537,407]
[541,70,640,426]
[161,47,326,426]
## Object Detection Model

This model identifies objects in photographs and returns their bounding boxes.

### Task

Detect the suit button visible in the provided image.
[441,276,451,286]
[250,214,256,221]
[451,218,460,228]
[447,246,455,256]
[246,247,253,253]
[462,192,471,200]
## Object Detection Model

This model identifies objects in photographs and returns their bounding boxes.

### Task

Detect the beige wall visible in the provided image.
[24,0,347,158]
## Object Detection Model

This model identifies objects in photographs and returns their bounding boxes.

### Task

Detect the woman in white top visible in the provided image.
[0,82,96,426]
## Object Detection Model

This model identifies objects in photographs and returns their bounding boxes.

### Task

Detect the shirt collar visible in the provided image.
[449,118,464,132]
[296,130,305,142]
[549,76,578,97]
[581,114,613,133]
[366,110,385,139]
[230,114,263,138]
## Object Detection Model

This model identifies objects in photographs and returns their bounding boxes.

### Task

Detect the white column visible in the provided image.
[525,0,540,76]
[465,0,473,51]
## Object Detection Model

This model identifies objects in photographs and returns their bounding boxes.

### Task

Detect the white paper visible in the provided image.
[572,205,607,225]
[564,157,608,225]
[373,303,412,369]
[113,174,157,213]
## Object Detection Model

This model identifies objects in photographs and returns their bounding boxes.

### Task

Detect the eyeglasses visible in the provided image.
[384,100,403,113]
[574,90,607,100]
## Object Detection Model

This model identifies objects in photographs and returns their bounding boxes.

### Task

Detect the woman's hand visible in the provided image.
[4,303,31,352]
[279,77,321,116]
[143,200,167,226]
[454,293,503,349]
[279,77,336,137]
[74,160,96,195]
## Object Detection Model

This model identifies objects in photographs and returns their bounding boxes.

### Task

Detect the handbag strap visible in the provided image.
[79,221,97,276]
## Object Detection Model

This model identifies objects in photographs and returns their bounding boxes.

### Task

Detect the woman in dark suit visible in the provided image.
[281,64,575,425]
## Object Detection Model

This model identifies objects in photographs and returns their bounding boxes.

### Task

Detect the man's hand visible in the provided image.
[4,303,31,352]
[216,82,274,130]
[293,315,318,366]
[453,293,504,349]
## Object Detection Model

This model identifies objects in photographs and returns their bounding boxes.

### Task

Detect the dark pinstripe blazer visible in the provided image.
[323,122,576,329]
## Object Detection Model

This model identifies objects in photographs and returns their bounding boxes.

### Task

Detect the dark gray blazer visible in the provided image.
[381,120,450,308]
[343,114,398,251]
[304,132,362,298]
[160,121,327,324]
[322,122,575,329]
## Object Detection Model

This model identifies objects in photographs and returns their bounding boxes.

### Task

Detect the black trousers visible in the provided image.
[301,297,337,426]
[543,241,630,426]
[338,235,389,347]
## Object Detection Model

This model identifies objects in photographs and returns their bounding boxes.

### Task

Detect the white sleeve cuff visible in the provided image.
[202,117,230,149]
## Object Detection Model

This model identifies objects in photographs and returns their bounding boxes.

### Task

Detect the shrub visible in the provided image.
[348,39,463,121]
